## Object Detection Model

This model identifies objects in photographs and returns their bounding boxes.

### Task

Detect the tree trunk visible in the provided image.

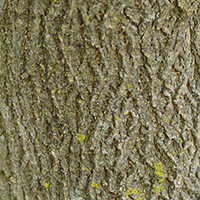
[0,0,200,199]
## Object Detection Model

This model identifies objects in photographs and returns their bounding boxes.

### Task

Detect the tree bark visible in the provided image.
[0,0,200,199]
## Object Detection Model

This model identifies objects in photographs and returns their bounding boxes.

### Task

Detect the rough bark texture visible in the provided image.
[0,0,200,199]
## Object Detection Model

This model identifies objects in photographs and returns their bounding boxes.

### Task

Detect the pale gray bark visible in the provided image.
[0,0,200,199]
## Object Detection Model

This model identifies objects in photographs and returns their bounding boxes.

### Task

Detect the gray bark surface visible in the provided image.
[0,0,200,199]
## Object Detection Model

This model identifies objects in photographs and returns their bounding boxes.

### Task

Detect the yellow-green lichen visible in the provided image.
[126,84,132,88]
[91,182,98,188]
[125,187,138,196]
[86,15,90,19]
[153,162,164,193]
[153,184,163,193]
[154,162,162,177]
[136,194,143,200]
[116,18,121,22]
[125,112,128,115]
[158,178,163,183]
[114,115,118,120]
[163,116,168,123]
[65,46,69,52]
[84,167,89,172]
[158,184,164,190]
[44,183,49,188]
[75,134,85,142]
[153,185,159,193]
